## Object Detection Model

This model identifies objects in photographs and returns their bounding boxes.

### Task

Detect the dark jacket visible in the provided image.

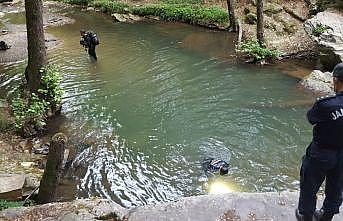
[307,92,343,150]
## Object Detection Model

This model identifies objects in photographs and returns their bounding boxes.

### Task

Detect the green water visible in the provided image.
[0,10,316,207]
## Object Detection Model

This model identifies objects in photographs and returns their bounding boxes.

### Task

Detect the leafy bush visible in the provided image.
[0,200,35,211]
[54,0,228,25]
[312,24,329,37]
[39,66,64,110]
[10,66,64,132]
[90,0,129,13]
[237,41,280,61]
[58,0,90,4]
[132,4,228,24]
[0,200,23,211]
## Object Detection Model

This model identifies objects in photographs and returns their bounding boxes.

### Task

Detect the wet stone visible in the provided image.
[0,173,26,200]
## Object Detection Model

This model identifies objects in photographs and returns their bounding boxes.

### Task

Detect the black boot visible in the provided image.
[296,209,313,221]
[314,209,334,221]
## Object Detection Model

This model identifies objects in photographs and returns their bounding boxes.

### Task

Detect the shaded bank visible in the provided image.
[0,1,74,63]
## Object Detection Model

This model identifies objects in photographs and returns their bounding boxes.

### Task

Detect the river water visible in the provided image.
[0,10,317,207]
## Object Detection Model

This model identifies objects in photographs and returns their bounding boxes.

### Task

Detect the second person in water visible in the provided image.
[80,30,100,60]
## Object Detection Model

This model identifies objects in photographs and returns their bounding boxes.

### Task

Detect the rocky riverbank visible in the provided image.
[1,192,343,221]
[299,8,343,95]
[0,0,74,63]
[0,0,74,203]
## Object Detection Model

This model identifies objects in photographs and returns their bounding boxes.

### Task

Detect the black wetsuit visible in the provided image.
[80,32,99,60]
[203,158,229,176]
[0,41,10,50]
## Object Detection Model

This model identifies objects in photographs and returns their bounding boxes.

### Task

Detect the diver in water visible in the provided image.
[0,41,10,51]
[80,30,99,60]
[203,158,229,176]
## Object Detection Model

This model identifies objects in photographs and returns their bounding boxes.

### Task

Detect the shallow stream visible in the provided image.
[0,9,317,207]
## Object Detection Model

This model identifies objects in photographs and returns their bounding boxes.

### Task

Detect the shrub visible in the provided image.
[90,0,129,13]
[59,0,91,4]
[0,200,34,211]
[237,41,280,61]
[132,4,227,24]
[10,66,63,133]
[312,24,329,37]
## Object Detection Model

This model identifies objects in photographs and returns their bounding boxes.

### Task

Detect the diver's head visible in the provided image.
[80,30,86,36]
[219,165,229,175]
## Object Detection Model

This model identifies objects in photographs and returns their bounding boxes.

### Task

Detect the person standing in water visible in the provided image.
[80,30,99,60]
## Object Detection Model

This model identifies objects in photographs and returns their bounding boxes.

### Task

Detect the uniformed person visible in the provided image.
[80,30,99,60]
[203,158,229,176]
[296,62,343,221]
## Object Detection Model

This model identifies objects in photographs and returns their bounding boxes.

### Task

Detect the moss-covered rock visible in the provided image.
[245,12,257,24]
[283,22,297,34]
[317,0,343,11]
[0,100,12,132]
[264,3,283,16]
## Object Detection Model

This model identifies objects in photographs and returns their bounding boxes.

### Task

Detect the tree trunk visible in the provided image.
[226,0,237,32]
[25,0,47,93]
[256,0,264,46]
[37,133,67,204]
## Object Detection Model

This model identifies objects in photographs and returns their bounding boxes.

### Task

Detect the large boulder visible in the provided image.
[0,174,26,201]
[304,9,343,70]
[111,13,143,23]
[0,199,127,221]
[2,192,343,221]
[300,70,333,94]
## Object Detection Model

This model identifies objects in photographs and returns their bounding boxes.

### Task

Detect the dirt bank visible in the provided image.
[0,1,74,63]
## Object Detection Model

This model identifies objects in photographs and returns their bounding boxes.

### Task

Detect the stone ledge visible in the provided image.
[1,192,343,221]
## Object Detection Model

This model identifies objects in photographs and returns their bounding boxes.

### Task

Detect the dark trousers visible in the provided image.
[298,143,343,215]
[88,45,97,60]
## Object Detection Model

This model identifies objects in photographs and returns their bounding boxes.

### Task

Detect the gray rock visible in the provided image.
[0,173,26,200]
[1,192,343,220]
[0,198,128,221]
[300,70,333,94]
[264,3,283,16]
[126,192,343,221]
[0,99,8,108]
[245,13,257,25]
[304,9,343,70]
[112,13,128,22]
[112,13,144,23]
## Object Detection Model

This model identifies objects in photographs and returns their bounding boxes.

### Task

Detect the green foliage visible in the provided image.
[53,0,228,25]
[10,66,63,132]
[39,66,64,109]
[0,200,35,211]
[0,200,23,211]
[11,93,48,129]
[58,0,90,4]
[159,0,204,4]
[237,41,280,61]
[132,4,228,24]
[312,24,329,37]
[90,0,129,13]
